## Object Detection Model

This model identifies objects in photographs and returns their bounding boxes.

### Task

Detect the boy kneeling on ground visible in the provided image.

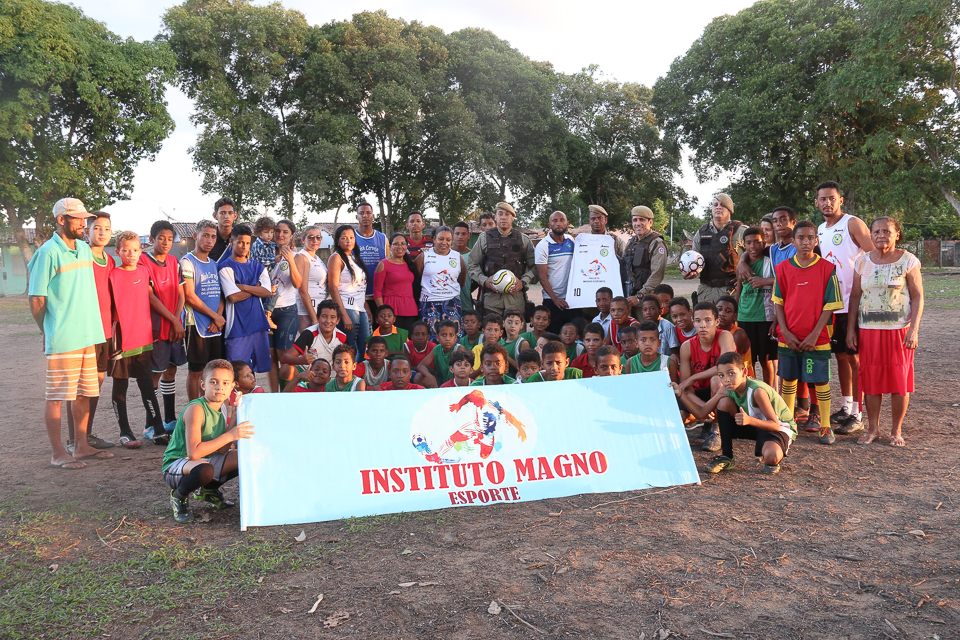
[162,359,255,523]
[674,352,796,475]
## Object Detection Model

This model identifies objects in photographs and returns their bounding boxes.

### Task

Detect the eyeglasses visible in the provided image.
[305,235,322,241]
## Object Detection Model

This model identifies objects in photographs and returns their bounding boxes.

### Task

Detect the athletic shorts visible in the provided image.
[831,313,858,355]
[677,386,712,413]
[778,349,830,384]
[185,328,224,372]
[108,351,153,380]
[225,332,271,373]
[739,321,777,363]
[45,346,100,401]
[722,420,792,457]
[163,451,231,490]
[94,342,109,373]
[151,338,187,373]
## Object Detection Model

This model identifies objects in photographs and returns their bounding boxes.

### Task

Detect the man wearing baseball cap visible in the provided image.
[467,202,537,316]
[687,193,745,303]
[622,205,668,309]
[28,197,113,469]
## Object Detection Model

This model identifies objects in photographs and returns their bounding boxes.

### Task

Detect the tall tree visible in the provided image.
[0,0,175,262]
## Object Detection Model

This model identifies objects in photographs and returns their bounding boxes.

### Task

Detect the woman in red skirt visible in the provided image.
[846,217,924,446]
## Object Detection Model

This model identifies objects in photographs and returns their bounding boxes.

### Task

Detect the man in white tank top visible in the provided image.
[815,180,875,434]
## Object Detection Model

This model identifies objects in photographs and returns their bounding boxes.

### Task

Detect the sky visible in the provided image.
[71,0,756,232]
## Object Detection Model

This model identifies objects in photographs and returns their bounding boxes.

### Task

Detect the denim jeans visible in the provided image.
[340,309,370,360]
[270,304,299,352]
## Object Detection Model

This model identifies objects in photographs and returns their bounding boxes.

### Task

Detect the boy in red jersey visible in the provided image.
[109,232,167,447]
[607,296,640,352]
[571,322,606,378]
[140,221,186,438]
[375,355,426,390]
[440,350,475,388]
[773,220,843,445]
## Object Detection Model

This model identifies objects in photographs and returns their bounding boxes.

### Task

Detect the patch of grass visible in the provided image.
[341,511,420,533]
[924,275,960,309]
[0,506,335,639]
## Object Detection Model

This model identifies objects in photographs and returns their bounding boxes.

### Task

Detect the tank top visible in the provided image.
[181,252,222,337]
[162,397,225,472]
[296,249,327,315]
[818,215,864,313]
[362,361,390,388]
[431,343,462,384]
[420,248,462,301]
[336,254,366,311]
[325,377,362,392]
[272,254,299,308]
[690,329,727,391]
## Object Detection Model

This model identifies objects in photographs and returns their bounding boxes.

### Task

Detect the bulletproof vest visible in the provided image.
[481,228,525,277]
[698,220,742,287]
[621,230,662,295]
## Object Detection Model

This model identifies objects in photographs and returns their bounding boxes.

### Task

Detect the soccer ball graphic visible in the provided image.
[490,269,518,293]
[678,250,705,277]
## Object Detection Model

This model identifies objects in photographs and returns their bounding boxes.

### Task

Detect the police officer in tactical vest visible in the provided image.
[685,193,745,303]
[467,202,537,317]
[622,205,668,314]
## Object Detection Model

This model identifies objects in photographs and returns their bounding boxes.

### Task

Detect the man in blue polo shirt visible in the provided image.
[354,201,387,319]
[28,197,113,469]
[535,211,576,333]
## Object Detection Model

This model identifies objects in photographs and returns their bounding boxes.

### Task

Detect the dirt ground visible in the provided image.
[0,277,958,639]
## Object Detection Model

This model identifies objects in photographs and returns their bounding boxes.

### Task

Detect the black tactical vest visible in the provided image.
[480,228,525,277]
[621,230,663,295]
[698,220,742,287]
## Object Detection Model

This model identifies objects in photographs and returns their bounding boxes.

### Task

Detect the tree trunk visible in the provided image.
[940,186,960,217]
[6,204,35,292]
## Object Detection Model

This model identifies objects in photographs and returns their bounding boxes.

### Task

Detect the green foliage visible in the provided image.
[0,0,175,239]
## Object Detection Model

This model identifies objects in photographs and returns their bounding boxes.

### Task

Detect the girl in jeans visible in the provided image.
[328,225,370,360]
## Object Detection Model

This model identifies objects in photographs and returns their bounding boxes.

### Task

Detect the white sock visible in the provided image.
[842,395,853,413]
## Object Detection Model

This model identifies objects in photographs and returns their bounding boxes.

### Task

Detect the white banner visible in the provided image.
[564,233,623,308]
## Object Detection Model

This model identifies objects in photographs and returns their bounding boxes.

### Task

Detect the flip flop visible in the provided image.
[76,450,115,460]
[50,459,86,470]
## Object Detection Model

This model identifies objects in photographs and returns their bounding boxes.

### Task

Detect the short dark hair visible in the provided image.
[816,180,842,195]
[480,342,508,362]
[89,211,111,223]
[448,350,474,367]
[483,314,504,331]
[253,216,276,235]
[203,359,234,380]
[230,360,251,379]
[503,308,524,322]
[407,210,424,221]
[743,226,763,241]
[637,320,659,334]
[517,349,541,367]
[150,220,175,239]
[367,336,388,349]
[795,220,816,233]
[532,304,551,317]
[462,310,481,323]
[214,197,235,213]
[772,206,797,221]
[561,322,581,339]
[619,325,640,339]
[596,287,613,297]
[479,212,494,222]
[610,296,629,306]
[332,344,356,361]
[410,320,430,334]
[356,201,374,212]
[640,294,659,307]
[540,332,561,343]
[317,299,340,317]
[541,340,567,358]
[669,297,691,311]
[230,223,253,239]
[693,301,718,319]
[595,345,620,361]
[390,354,412,368]
[453,221,470,231]
[376,304,396,317]
[716,295,738,315]
[436,319,458,334]
[584,322,605,339]
[717,351,745,368]
[653,284,674,297]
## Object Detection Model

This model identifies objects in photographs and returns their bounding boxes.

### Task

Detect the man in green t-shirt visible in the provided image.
[675,352,796,475]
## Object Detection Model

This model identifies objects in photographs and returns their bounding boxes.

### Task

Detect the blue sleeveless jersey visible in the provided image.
[183,252,222,337]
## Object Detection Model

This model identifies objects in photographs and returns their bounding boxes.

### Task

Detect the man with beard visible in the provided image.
[535,211,577,333]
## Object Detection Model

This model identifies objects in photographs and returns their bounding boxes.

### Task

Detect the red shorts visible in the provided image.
[858,328,914,396]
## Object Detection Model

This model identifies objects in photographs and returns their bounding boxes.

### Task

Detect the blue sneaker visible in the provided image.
[143,426,155,441]
[164,420,177,434]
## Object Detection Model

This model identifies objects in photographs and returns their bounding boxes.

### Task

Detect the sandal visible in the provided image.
[76,450,115,460]
[119,434,142,449]
[50,459,86,470]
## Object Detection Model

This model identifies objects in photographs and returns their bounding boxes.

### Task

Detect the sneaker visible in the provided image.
[86,434,116,449]
[66,439,75,455]
[170,491,194,523]
[700,455,734,473]
[195,487,236,510]
[830,408,851,424]
[803,410,821,433]
[143,426,155,441]
[701,425,721,452]
[762,463,781,474]
[163,420,177,434]
[153,432,170,446]
[819,425,836,445]
[835,414,863,435]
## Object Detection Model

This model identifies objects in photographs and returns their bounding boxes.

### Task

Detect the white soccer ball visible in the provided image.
[490,269,518,293]
[679,250,705,277]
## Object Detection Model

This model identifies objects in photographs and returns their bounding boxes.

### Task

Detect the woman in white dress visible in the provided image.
[328,225,370,359]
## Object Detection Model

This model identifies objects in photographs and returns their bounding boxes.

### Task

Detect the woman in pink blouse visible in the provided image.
[373,233,420,332]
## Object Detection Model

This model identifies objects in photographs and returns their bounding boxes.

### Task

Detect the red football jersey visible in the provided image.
[138,252,181,340]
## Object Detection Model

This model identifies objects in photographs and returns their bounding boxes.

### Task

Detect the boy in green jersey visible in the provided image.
[626,321,672,376]
[594,346,622,377]
[458,310,482,350]
[326,345,366,392]
[417,320,464,387]
[524,341,583,383]
[470,343,515,385]
[500,309,530,375]
[162,359,255,523]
